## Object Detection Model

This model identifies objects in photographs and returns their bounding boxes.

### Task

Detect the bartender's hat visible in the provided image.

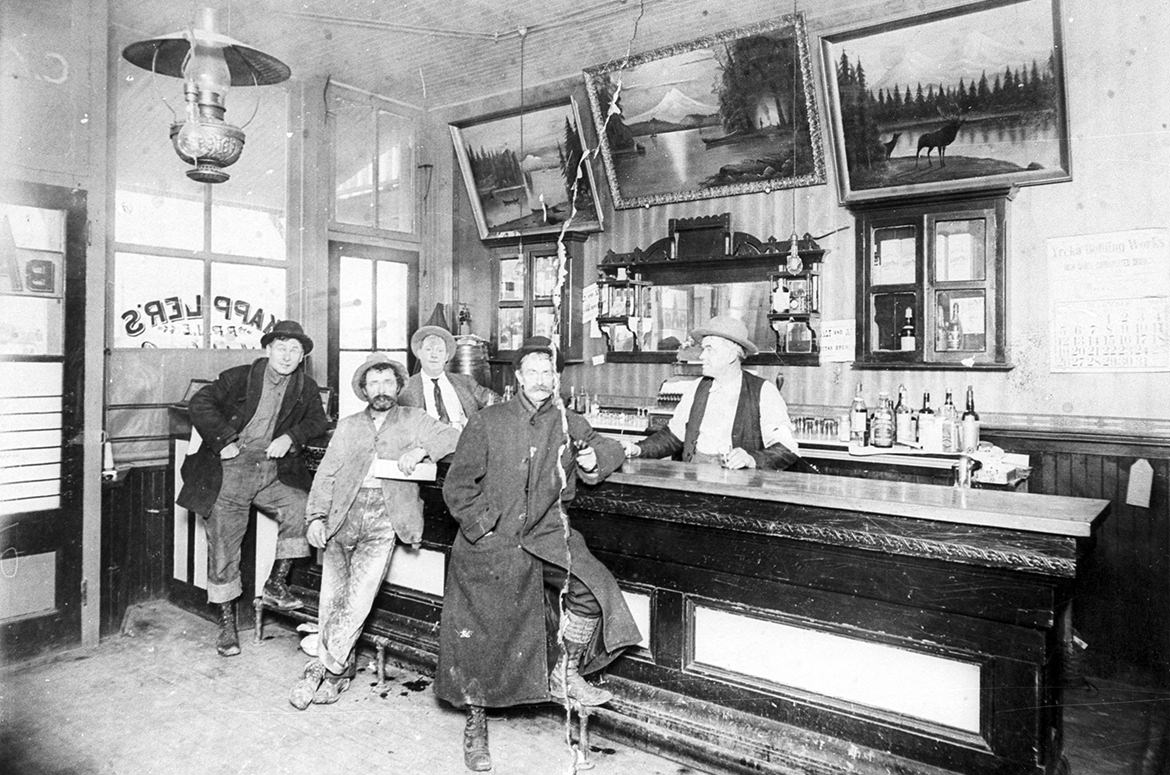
[690,315,758,356]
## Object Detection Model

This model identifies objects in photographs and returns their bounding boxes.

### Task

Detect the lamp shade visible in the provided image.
[122,29,290,86]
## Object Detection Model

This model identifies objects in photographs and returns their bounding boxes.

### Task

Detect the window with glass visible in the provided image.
[112,46,289,349]
[492,235,585,363]
[329,84,417,235]
[854,193,1008,368]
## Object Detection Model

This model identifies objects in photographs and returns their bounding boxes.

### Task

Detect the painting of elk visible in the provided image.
[820,0,1070,202]
[915,111,965,168]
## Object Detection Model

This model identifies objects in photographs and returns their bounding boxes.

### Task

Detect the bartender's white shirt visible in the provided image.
[423,372,468,430]
[667,372,800,456]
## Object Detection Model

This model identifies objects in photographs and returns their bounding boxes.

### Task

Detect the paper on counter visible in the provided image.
[371,459,437,481]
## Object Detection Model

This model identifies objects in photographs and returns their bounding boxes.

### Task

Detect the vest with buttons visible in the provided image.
[680,372,766,462]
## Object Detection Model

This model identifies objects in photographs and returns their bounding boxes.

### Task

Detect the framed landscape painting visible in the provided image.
[451,98,604,241]
[583,14,825,210]
[821,0,1070,203]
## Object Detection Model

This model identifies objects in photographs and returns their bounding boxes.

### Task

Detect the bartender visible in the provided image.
[624,315,812,472]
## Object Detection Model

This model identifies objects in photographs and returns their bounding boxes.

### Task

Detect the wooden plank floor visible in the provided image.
[0,601,706,775]
[1,599,1165,774]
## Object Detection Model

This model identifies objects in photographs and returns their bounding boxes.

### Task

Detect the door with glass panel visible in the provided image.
[0,180,85,659]
[328,241,418,419]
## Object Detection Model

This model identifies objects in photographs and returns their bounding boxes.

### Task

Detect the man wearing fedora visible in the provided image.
[436,336,641,772]
[626,315,809,471]
[398,315,497,432]
[288,353,459,708]
[177,320,329,657]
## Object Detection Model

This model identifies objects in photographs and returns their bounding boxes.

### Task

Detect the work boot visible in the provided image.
[548,610,613,706]
[312,661,355,705]
[262,558,304,611]
[463,705,491,772]
[289,660,327,710]
[216,601,240,657]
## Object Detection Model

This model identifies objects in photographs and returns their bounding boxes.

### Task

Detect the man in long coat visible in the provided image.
[436,336,641,772]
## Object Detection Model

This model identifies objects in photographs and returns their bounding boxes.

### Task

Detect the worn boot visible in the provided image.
[216,601,240,657]
[548,610,613,706]
[289,659,327,710]
[463,705,491,772]
[262,558,304,611]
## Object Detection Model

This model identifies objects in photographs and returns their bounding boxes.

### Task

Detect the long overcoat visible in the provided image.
[435,394,641,709]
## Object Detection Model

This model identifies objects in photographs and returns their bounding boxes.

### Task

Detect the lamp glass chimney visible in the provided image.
[184,8,231,110]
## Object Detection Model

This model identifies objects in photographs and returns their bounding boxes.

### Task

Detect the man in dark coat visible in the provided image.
[177,320,328,657]
[397,319,497,431]
[436,336,641,772]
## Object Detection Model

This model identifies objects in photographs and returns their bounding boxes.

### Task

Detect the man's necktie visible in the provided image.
[432,379,450,424]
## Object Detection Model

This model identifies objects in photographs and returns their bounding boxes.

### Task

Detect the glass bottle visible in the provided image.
[894,384,913,445]
[961,385,980,452]
[940,389,959,453]
[899,306,916,351]
[935,304,948,351]
[850,384,868,445]
[872,392,894,448]
[946,302,963,350]
[918,391,939,451]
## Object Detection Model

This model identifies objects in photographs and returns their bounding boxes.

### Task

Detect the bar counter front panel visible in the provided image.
[176,449,1105,775]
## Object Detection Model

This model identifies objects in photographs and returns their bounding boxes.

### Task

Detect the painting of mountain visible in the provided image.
[584,14,825,209]
[820,0,1070,202]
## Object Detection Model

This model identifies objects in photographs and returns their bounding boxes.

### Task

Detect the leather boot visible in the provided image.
[262,557,304,611]
[549,610,613,706]
[463,705,491,772]
[216,601,240,657]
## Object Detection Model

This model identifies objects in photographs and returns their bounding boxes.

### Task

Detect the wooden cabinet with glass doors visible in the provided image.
[490,233,585,366]
[853,191,1010,369]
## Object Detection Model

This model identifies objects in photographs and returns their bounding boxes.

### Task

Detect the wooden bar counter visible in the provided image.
[289,458,1108,775]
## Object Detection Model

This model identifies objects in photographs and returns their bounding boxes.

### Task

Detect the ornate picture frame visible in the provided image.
[450,97,604,241]
[820,0,1071,203]
[583,14,825,210]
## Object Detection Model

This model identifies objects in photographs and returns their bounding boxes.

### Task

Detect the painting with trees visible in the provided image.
[450,98,604,240]
[820,0,1070,203]
[583,14,825,209]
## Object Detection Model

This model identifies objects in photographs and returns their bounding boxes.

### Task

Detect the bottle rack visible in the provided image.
[767,237,824,364]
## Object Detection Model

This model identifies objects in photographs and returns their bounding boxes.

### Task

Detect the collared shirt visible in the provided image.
[237,366,290,450]
[667,372,799,456]
[423,372,468,430]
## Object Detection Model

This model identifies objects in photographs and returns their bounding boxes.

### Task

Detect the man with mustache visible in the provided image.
[435,336,642,772]
[288,353,458,708]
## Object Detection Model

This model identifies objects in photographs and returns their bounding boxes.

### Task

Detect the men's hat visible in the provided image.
[512,335,565,372]
[410,303,456,360]
[351,353,408,401]
[260,320,314,355]
[690,315,758,356]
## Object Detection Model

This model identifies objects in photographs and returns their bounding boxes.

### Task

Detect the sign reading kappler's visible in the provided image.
[117,293,281,349]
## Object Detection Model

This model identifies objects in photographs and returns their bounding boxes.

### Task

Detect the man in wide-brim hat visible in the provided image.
[625,314,811,472]
[177,319,329,658]
[398,306,497,432]
[287,352,458,709]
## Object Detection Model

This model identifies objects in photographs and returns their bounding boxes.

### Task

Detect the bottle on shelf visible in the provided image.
[946,302,963,350]
[894,384,913,445]
[872,392,894,448]
[850,384,868,445]
[961,385,980,452]
[940,389,959,453]
[899,306,916,351]
[935,304,948,351]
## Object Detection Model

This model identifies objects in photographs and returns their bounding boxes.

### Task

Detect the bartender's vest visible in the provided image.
[680,373,765,462]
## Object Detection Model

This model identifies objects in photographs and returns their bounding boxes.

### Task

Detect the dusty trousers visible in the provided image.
[317,488,397,675]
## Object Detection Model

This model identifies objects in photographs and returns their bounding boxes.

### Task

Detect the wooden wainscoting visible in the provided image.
[100,465,172,637]
[983,429,1170,682]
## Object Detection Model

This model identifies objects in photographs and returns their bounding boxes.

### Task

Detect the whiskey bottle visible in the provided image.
[899,306,916,351]
[961,385,980,452]
[894,384,913,444]
[850,384,868,445]
[940,389,959,453]
[946,302,963,350]
[918,391,940,452]
[872,392,894,448]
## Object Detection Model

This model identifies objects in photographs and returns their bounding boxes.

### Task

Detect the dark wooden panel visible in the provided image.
[100,465,171,637]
